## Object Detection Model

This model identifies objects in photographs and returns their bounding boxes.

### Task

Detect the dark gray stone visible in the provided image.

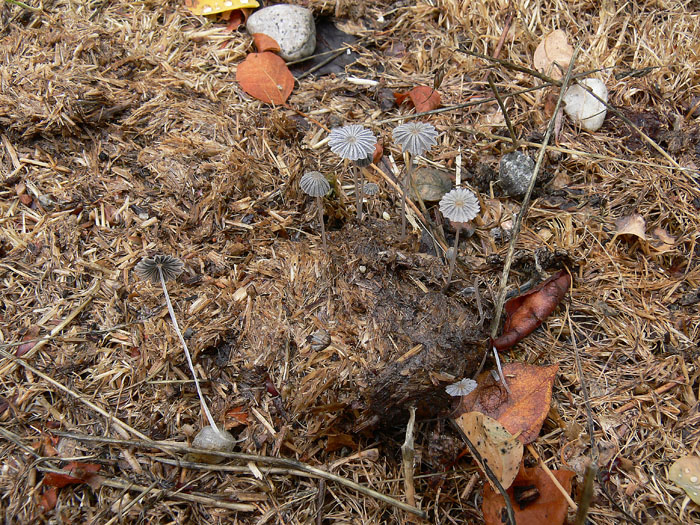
[498,151,535,198]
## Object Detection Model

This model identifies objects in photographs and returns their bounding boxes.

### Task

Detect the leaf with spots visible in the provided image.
[459,363,559,444]
[483,464,575,525]
[456,411,523,490]
[669,455,700,504]
[236,52,294,105]
[184,0,259,17]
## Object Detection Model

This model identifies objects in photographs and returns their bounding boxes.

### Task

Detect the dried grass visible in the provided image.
[1,0,699,523]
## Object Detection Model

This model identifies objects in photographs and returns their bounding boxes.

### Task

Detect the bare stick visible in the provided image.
[488,73,518,149]
[574,462,598,525]
[52,431,428,519]
[488,46,580,340]
[401,407,418,509]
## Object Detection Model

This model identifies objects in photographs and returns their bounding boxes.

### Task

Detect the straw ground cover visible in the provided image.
[1,0,699,523]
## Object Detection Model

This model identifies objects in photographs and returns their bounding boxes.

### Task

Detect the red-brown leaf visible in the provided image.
[408,86,441,112]
[39,488,58,511]
[43,462,102,489]
[372,141,383,165]
[236,52,294,105]
[459,363,558,444]
[393,86,441,113]
[483,465,574,525]
[253,33,281,53]
[16,325,40,357]
[493,270,571,350]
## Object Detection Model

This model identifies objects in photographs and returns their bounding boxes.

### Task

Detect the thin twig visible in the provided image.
[527,444,578,511]
[401,406,418,509]
[52,431,427,519]
[488,46,580,339]
[487,73,518,149]
[574,463,598,525]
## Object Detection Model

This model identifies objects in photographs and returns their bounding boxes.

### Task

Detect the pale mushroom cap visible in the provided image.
[392,121,438,156]
[439,188,480,223]
[300,171,331,197]
[328,125,377,161]
[445,378,478,397]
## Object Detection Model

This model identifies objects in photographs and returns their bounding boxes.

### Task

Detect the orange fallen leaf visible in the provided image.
[221,8,253,31]
[456,411,523,490]
[394,86,441,113]
[236,52,294,105]
[253,33,280,53]
[493,270,571,351]
[483,464,574,525]
[225,405,249,429]
[460,363,558,444]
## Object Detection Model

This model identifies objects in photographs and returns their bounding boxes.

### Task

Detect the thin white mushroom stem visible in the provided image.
[401,154,414,237]
[446,224,461,285]
[353,166,364,221]
[316,196,327,251]
[158,269,221,434]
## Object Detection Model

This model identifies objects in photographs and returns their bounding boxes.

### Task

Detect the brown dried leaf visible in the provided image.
[460,363,558,444]
[614,213,646,240]
[533,30,574,81]
[456,411,523,489]
[483,465,575,525]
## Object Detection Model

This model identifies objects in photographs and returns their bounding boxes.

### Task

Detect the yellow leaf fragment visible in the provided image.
[184,0,259,17]
[456,411,523,490]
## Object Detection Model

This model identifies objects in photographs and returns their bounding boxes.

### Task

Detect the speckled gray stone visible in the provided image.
[247,5,316,62]
[498,151,535,198]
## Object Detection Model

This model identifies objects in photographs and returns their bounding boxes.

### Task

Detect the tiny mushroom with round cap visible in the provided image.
[300,170,331,251]
[328,125,377,221]
[438,187,480,286]
[392,121,438,236]
[134,255,235,459]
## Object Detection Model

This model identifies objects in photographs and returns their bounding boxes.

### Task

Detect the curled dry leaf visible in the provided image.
[493,270,571,351]
[460,363,559,444]
[456,411,523,490]
[648,226,675,252]
[394,86,441,113]
[533,30,574,81]
[253,33,281,53]
[236,52,294,105]
[613,213,646,241]
[372,141,384,165]
[483,464,575,525]
[669,455,700,504]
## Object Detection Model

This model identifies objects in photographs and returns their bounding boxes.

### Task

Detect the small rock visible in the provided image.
[498,151,535,198]
[247,5,316,62]
[563,78,608,132]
